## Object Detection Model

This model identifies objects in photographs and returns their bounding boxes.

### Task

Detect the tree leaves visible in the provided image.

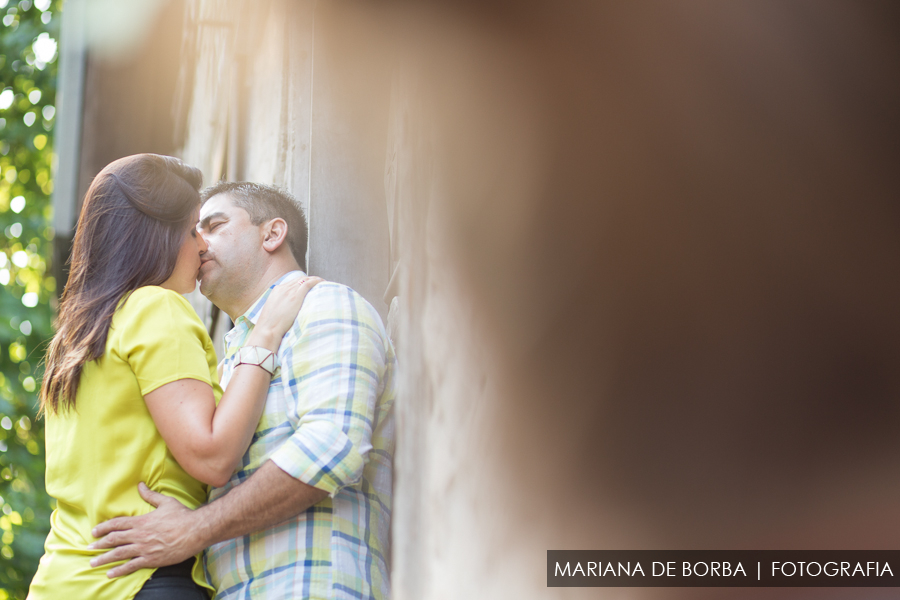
[0,0,60,597]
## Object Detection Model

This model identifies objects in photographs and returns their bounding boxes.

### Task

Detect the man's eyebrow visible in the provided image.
[198,211,228,229]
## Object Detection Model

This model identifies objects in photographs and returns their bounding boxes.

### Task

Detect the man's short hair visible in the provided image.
[201,182,308,270]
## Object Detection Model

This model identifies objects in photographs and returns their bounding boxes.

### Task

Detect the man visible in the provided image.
[89,182,396,600]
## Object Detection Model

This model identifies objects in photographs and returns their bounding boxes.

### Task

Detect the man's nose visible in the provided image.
[196,228,209,253]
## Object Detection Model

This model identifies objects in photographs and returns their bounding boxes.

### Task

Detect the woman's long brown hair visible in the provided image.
[40,154,202,415]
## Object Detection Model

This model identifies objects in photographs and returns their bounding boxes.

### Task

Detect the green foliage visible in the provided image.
[0,0,61,597]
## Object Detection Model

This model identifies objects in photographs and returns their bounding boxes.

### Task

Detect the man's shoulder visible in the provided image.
[294,282,386,333]
[302,282,377,314]
[303,281,359,303]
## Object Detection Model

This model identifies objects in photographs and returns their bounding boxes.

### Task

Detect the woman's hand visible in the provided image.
[250,277,324,350]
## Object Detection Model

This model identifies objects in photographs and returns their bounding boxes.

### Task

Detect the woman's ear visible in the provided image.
[261,218,289,253]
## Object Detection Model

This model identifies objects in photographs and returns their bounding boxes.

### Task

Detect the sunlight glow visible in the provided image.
[0,90,13,110]
[32,33,57,66]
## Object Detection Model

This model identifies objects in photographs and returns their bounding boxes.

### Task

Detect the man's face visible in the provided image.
[196,193,265,304]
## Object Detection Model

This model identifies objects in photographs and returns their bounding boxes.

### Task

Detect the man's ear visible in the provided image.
[261,218,289,254]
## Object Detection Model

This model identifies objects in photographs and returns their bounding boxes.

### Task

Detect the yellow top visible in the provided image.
[28,286,221,599]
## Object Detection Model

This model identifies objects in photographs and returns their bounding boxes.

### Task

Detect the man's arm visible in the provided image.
[89,461,327,578]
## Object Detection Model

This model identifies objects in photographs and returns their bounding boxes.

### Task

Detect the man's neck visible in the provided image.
[222,262,302,322]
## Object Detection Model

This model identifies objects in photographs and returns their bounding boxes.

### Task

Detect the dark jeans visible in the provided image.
[134,576,210,600]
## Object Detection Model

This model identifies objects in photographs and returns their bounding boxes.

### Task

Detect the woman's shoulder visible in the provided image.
[123,284,190,304]
[116,286,199,324]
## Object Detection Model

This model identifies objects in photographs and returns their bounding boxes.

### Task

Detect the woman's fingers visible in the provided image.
[267,276,325,314]
[299,276,324,289]
[272,276,323,300]
[287,276,324,303]
[253,276,326,340]
[270,276,323,301]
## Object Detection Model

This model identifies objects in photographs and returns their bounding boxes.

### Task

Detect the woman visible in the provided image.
[27,154,320,599]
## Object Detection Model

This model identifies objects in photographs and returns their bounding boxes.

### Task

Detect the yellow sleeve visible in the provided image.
[114,287,214,395]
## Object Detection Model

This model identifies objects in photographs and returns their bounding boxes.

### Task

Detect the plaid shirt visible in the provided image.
[204,272,395,600]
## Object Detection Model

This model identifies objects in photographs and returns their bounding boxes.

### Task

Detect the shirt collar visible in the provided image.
[226,271,306,346]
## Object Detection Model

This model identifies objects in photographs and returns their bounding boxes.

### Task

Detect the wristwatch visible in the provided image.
[235,346,279,376]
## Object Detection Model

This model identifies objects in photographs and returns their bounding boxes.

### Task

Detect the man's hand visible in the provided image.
[89,483,206,578]
[90,461,329,579]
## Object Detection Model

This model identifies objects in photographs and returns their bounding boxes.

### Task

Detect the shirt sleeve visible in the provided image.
[115,287,214,395]
[269,283,388,496]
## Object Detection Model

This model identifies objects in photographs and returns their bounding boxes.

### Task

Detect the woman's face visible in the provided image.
[160,210,207,295]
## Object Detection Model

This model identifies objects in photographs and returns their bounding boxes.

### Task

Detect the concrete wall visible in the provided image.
[179,0,391,325]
